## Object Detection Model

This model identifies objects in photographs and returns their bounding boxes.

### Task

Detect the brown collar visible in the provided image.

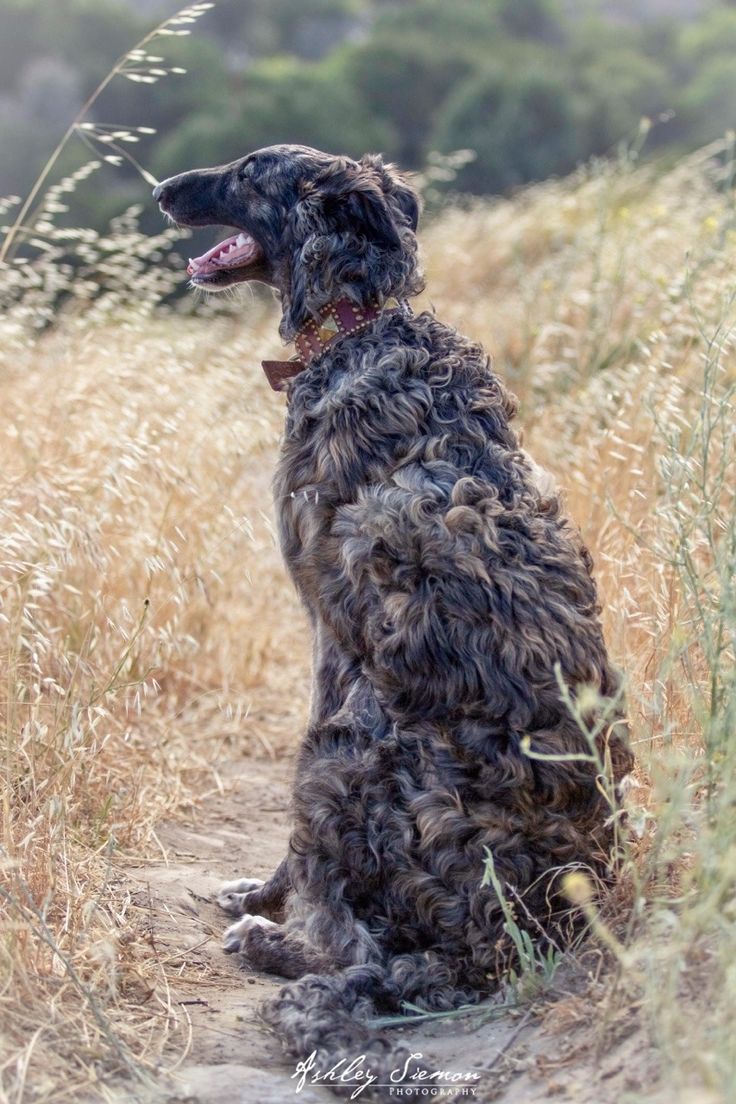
[261,297,411,391]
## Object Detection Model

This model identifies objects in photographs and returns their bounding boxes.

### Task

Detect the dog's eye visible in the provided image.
[238,162,255,182]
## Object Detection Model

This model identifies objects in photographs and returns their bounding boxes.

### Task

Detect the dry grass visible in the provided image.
[0,302,311,1100]
[1,141,735,1101]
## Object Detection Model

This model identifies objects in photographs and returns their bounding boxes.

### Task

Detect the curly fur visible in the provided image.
[154,145,633,1091]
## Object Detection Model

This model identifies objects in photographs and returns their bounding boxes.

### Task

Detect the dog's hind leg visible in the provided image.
[217,856,291,920]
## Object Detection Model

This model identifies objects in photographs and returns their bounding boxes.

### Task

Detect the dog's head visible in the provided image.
[154,144,423,336]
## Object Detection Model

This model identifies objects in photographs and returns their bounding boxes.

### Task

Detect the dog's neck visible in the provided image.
[262,296,412,392]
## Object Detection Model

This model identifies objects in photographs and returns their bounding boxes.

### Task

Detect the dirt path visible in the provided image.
[123,758,653,1104]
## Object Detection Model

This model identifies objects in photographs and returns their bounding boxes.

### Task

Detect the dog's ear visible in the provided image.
[393,181,420,234]
[303,156,418,250]
[359,154,421,235]
[282,153,423,336]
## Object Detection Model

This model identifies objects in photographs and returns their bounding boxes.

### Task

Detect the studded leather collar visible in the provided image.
[261,296,411,391]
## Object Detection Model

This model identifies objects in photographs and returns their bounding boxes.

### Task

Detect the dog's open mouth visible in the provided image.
[186,231,264,284]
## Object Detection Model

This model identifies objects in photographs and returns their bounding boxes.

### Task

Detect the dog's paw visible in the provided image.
[223,913,278,954]
[216,877,265,917]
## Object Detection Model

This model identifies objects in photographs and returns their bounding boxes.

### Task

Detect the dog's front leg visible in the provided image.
[217,855,291,920]
[308,617,362,727]
[223,915,333,979]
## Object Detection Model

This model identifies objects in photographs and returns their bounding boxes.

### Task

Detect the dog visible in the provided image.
[154,145,633,1086]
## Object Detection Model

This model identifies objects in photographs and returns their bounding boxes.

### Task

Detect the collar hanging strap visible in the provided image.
[261,297,411,391]
[261,357,305,391]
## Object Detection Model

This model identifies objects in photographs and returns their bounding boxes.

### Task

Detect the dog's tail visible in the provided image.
[263,953,484,1096]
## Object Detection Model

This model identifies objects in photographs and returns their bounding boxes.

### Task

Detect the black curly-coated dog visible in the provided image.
[154,145,632,1087]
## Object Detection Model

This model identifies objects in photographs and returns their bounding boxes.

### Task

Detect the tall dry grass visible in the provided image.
[0,139,735,1101]
[423,142,736,1099]
[0,302,312,1099]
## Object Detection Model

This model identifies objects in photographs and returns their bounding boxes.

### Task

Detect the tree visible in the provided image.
[573,48,673,155]
[432,60,584,194]
[496,0,566,43]
[677,56,736,143]
[153,54,391,176]
[342,33,478,166]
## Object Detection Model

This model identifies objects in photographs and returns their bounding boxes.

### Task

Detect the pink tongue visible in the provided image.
[187,232,261,275]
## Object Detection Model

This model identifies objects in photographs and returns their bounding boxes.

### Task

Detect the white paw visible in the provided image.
[223,913,277,954]
[216,877,265,916]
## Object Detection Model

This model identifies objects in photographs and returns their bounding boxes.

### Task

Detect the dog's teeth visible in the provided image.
[236,234,247,246]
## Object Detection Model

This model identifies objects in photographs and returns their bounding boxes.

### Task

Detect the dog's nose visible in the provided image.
[152,183,164,202]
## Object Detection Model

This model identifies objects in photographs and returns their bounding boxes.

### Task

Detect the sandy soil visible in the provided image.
[120,757,657,1104]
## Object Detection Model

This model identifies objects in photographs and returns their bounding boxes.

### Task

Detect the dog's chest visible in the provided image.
[273,420,343,601]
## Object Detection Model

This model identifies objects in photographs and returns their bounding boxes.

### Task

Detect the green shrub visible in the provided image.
[432,59,584,193]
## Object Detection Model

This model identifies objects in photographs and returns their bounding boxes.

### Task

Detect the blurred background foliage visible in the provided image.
[1,0,736,235]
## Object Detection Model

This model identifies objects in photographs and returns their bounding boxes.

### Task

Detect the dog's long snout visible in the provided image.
[153,176,179,208]
[151,166,235,227]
